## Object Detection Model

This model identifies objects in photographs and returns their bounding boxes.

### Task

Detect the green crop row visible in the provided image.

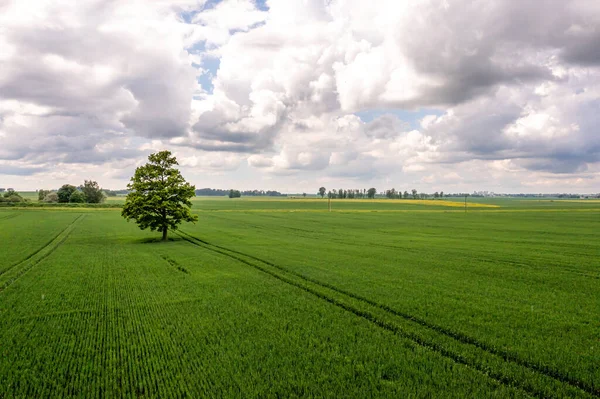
[0,201,598,397]
[0,211,521,397]
[180,207,600,393]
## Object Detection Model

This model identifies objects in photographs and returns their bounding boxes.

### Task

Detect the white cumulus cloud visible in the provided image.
[1,0,599,193]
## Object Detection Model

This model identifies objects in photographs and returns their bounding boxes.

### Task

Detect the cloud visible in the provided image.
[420,75,600,173]
[0,164,45,176]
[0,0,201,166]
[191,0,267,47]
[1,0,600,193]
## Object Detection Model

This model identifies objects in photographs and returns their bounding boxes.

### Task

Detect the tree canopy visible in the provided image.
[38,189,51,201]
[121,151,198,241]
[57,184,77,203]
[81,180,106,203]
[69,190,86,203]
[0,189,25,203]
[228,189,241,198]
[43,192,59,203]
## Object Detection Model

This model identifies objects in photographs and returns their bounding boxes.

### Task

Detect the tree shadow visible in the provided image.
[136,236,185,244]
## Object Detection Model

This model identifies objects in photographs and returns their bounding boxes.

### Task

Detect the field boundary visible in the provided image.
[177,229,598,398]
[0,214,85,292]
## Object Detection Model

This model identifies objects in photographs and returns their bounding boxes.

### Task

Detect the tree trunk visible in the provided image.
[162,226,168,241]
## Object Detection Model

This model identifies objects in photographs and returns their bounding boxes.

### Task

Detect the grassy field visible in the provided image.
[0,198,598,397]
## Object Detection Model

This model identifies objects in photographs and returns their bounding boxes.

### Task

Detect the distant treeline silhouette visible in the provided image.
[195,188,286,197]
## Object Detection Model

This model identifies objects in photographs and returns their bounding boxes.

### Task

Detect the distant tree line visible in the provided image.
[382,189,446,199]
[316,187,448,200]
[195,188,286,197]
[315,189,600,200]
[37,180,106,204]
[318,187,378,199]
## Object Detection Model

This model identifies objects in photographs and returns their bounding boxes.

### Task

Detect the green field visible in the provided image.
[1,198,599,397]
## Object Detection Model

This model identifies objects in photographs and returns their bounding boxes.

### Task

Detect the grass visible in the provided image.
[0,198,598,397]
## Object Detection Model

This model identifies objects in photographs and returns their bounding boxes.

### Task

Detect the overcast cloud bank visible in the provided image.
[0,0,599,192]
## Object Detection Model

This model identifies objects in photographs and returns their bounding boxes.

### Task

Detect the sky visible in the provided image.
[1,0,599,194]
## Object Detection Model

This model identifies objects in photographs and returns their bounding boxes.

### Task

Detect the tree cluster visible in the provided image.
[38,180,106,204]
[0,189,27,203]
[316,187,449,200]
[318,188,377,199]
[228,189,241,198]
[384,189,444,199]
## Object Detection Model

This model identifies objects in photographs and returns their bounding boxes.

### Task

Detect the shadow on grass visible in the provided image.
[136,236,185,244]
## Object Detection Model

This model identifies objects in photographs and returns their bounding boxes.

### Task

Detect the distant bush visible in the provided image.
[69,191,86,203]
[57,184,78,203]
[0,189,26,203]
[38,189,52,201]
[43,192,59,203]
[0,195,25,203]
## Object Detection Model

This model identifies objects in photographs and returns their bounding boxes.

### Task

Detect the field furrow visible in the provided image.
[0,214,85,292]
[0,212,20,222]
[1,200,598,397]
[176,229,597,398]
[187,209,600,390]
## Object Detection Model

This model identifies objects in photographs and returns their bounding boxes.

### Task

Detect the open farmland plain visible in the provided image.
[0,198,599,397]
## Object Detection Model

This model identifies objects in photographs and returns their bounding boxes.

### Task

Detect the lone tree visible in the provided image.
[122,151,198,241]
[318,187,326,198]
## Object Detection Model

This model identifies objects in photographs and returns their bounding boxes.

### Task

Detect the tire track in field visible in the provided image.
[0,213,20,222]
[203,212,427,255]
[210,214,600,289]
[177,229,598,398]
[159,254,190,274]
[176,231,545,398]
[210,212,600,281]
[0,214,85,293]
[0,215,82,277]
[227,212,600,280]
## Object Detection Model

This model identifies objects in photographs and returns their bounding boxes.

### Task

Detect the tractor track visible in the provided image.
[0,213,20,222]
[177,229,598,398]
[0,215,85,292]
[0,215,83,277]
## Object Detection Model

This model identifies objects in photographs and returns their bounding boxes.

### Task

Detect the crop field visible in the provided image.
[0,198,599,397]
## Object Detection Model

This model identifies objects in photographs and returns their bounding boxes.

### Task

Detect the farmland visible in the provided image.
[0,198,599,397]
